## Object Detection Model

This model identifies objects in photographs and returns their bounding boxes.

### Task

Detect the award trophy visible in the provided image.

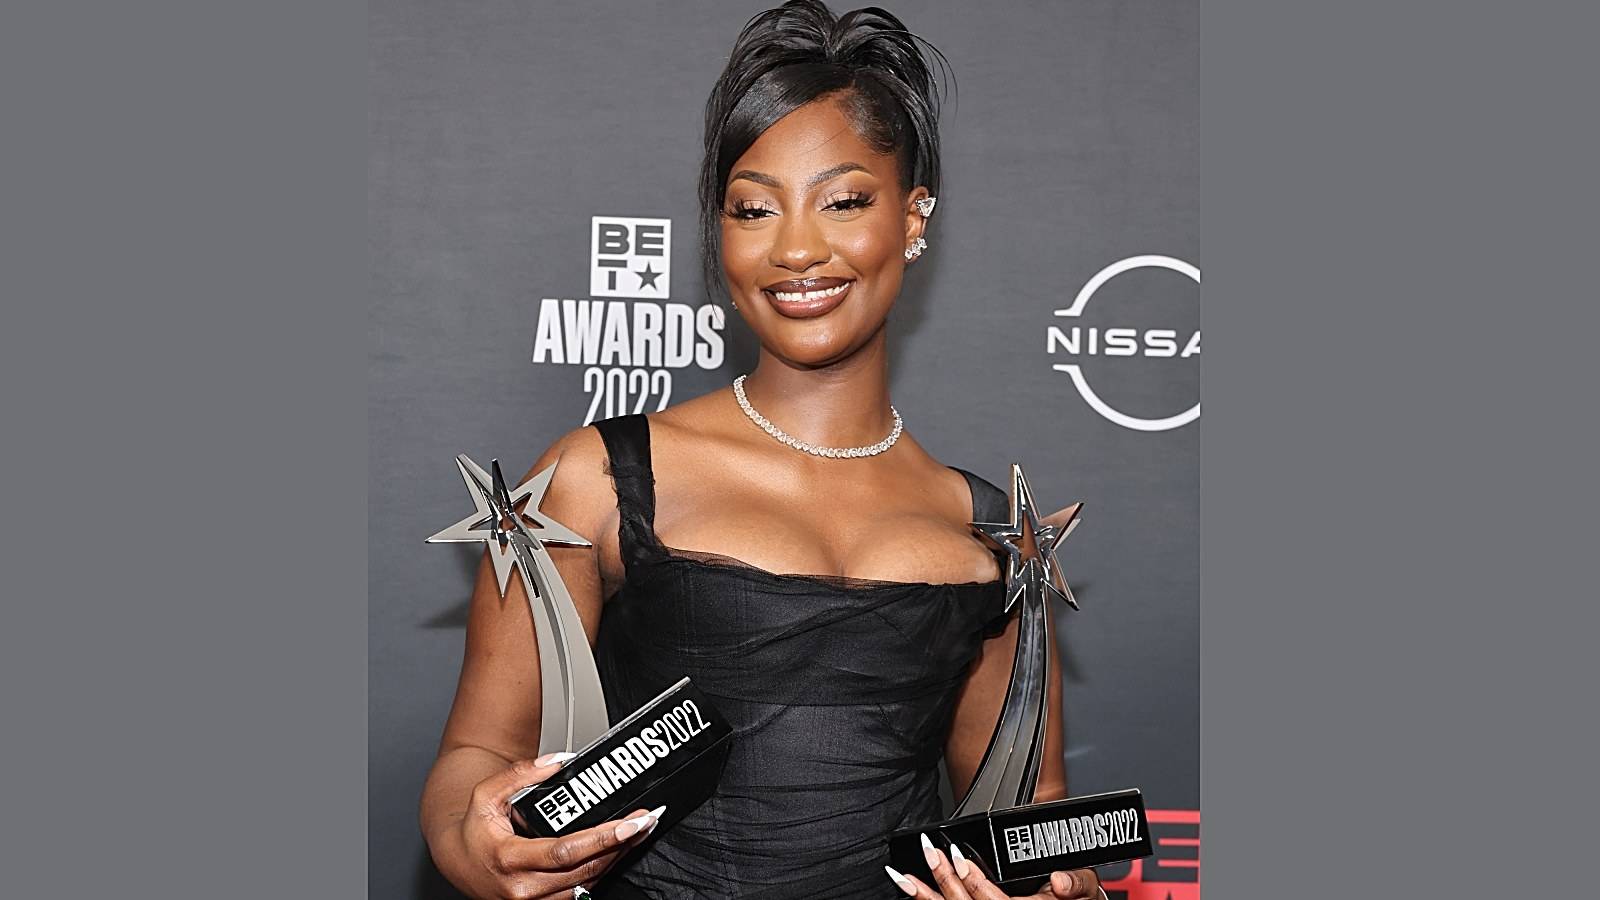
[887,465,1153,895]
[428,455,731,839]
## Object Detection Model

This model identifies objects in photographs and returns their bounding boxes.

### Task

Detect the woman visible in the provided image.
[420,3,1102,898]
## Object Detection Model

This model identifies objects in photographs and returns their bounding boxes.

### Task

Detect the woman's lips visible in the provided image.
[761,279,854,319]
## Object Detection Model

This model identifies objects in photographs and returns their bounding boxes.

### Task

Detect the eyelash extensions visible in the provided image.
[724,193,876,220]
[827,192,874,211]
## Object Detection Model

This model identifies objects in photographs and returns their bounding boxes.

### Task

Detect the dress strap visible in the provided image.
[950,466,1009,524]
[592,413,659,571]
[950,466,1016,636]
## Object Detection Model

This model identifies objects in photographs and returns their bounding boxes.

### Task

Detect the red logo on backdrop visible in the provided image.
[1098,809,1200,900]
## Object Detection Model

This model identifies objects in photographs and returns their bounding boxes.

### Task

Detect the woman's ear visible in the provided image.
[904,185,932,246]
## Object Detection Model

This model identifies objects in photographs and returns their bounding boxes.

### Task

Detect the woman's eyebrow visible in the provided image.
[729,162,871,190]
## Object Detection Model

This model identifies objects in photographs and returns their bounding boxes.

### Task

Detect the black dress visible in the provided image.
[590,413,1011,899]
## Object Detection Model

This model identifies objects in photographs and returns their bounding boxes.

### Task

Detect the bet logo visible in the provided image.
[591,216,670,299]
[535,786,584,831]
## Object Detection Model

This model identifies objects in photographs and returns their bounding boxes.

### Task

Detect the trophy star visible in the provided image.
[972,464,1083,613]
[427,454,591,597]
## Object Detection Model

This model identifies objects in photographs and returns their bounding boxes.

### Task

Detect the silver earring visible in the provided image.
[914,196,937,217]
[904,237,927,261]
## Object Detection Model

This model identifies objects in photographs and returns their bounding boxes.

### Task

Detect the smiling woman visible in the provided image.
[416,3,1102,900]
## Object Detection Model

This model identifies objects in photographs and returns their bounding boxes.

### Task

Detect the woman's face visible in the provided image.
[719,95,930,368]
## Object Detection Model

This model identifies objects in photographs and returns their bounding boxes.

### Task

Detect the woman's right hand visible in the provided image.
[437,753,661,900]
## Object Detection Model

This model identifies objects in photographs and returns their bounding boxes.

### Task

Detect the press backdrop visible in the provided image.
[370,2,1199,897]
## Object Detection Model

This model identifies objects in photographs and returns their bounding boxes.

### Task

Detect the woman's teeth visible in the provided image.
[771,282,850,302]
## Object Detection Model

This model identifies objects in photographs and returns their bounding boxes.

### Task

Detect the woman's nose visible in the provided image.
[769,211,830,272]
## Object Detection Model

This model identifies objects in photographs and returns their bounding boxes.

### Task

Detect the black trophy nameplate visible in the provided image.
[508,677,732,839]
[889,789,1152,894]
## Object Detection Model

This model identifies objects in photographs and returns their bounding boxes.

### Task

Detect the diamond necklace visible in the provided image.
[732,374,903,459]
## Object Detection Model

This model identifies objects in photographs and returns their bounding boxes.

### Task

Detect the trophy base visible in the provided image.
[888,789,1153,895]
[509,678,732,839]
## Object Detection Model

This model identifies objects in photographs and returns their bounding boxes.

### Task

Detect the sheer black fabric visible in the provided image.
[590,413,1010,899]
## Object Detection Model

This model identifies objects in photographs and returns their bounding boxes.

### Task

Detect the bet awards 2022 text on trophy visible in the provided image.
[428,455,731,840]
[888,465,1153,895]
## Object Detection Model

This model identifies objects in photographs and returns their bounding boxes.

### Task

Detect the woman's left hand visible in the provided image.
[886,834,1102,899]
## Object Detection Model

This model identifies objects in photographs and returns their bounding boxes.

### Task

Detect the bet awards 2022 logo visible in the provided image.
[532,216,725,424]
[1047,255,1200,432]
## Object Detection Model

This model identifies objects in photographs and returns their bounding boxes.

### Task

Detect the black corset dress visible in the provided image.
[589,414,1010,899]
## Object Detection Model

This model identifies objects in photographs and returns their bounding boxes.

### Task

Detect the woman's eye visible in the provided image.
[728,204,773,220]
[825,195,873,212]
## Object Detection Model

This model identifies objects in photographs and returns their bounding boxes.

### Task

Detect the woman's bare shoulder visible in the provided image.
[523,386,738,533]
[514,424,617,544]
[642,385,745,451]
[894,433,994,522]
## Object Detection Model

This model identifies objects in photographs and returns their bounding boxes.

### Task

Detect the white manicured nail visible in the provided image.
[885,866,916,896]
[920,832,940,870]
[617,807,653,841]
[949,843,970,879]
[534,751,577,766]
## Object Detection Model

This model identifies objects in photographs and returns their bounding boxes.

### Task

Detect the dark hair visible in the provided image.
[698,1,951,300]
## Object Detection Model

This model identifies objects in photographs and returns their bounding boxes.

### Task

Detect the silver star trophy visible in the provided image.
[888,464,1151,894]
[957,463,1082,818]
[425,455,609,755]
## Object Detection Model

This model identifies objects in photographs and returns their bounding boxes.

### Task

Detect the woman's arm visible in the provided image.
[418,426,630,896]
[944,607,1069,804]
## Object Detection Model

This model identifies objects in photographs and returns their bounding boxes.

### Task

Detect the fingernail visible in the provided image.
[626,809,657,828]
[949,843,970,879]
[920,832,940,870]
[616,807,654,841]
[534,751,577,766]
[636,805,667,836]
[884,866,916,897]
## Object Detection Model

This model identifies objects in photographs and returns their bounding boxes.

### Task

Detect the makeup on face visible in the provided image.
[716,97,921,363]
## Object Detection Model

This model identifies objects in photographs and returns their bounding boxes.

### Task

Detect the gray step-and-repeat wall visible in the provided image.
[371,2,1197,897]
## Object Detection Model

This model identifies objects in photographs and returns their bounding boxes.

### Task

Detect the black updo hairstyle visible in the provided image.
[698,0,952,300]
